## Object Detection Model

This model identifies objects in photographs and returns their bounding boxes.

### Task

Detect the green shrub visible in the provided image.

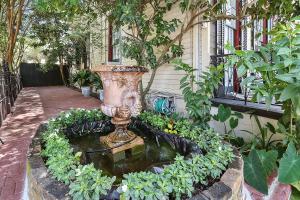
[41,109,115,199]
[69,164,116,200]
[71,69,93,87]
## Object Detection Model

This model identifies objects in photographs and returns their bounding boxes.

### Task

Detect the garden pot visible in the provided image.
[81,86,91,97]
[99,89,104,101]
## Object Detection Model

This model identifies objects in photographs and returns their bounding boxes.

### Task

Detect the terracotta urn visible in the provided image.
[92,65,148,145]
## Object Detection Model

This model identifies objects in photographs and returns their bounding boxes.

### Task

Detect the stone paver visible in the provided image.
[0,86,100,200]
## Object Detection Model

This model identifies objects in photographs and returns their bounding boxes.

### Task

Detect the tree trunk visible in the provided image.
[59,57,66,85]
[140,67,158,109]
[5,0,25,72]
[139,81,146,110]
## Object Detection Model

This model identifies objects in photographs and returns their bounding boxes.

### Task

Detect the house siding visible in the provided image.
[88,4,280,141]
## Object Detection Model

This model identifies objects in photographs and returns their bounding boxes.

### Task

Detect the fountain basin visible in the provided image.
[27,117,244,200]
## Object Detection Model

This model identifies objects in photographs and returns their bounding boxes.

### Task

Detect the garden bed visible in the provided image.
[27,109,243,200]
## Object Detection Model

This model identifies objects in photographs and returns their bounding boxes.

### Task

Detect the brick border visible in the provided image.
[27,123,244,200]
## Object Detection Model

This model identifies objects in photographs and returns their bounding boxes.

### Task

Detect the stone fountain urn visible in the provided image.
[93,65,148,156]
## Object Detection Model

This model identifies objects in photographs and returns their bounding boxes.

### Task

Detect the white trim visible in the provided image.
[193,17,202,80]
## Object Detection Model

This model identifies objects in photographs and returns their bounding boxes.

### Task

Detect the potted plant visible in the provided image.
[72,69,92,97]
[90,72,104,101]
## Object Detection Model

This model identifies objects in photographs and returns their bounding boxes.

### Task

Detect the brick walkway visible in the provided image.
[0,86,100,200]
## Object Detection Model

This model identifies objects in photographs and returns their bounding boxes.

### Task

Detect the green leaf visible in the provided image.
[277,47,291,56]
[276,73,298,83]
[292,37,300,45]
[244,149,269,195]
[279,143,300,184]
[292,181,300,192]
[284,58,294,67]
[292,95,300,116]
[237,64,247,77]
[279,85,300,101]
[229,117,238,129]
[266,123,276,134]
[232,112,243,119]
[217,104,231,122]
[241,76,255,87]
[212,114,219,121]
[257,150,278,176]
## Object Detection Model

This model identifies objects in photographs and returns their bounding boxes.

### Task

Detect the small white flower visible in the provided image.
[121,185,128,192]
[219,146,222,151]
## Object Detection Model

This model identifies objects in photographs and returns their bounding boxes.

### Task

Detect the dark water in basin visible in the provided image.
[69,127,178,181]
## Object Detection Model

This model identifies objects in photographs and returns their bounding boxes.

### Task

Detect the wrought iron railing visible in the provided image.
[0,70,22,143]
[210,54,254,105]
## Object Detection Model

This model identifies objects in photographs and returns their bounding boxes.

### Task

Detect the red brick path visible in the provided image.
[0,87,100,200]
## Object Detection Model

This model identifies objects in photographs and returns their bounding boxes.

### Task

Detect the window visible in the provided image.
[214,0,271,103]
[221,0,240,96]
[108,22,121,63]
[252,19,269,50]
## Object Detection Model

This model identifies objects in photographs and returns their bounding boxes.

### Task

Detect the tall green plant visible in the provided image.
[241,115,282,151]
[213,104,243,135]
[226,18,300,148]
[173,59,223,128]
[72,69,92,87]
[244,142,300,195]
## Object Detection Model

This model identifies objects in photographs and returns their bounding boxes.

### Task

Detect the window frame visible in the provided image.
[108,22,122,64]
[212,0,281,117]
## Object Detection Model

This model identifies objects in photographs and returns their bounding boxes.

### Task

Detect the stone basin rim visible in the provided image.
[92,65,149,72]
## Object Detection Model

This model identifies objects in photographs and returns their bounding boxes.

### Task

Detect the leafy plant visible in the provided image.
[226,18,300,148]
[278,143,300,184]
[139,111,169,130]
[72,69,93,87]
[244,149,278,194]
[41,109,115,199]
[163,120,178,134]
[173,59,224,128]
[42,133,79,184]
[241,115,282,151]
[118,172,171,200]
[49,108,106,131]
[244,142,300,195]
[90,72,103,91]
[69,164,116,200]
[213,104,243,135]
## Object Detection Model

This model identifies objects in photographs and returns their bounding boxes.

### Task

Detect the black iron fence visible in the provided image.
[0,72,22,128]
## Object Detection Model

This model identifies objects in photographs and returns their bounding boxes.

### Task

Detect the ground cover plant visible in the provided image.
[41,108,234,200]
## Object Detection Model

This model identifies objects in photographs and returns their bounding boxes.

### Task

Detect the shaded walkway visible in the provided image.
[0,86,100,200]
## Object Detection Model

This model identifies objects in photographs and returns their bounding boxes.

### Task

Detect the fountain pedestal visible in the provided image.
[93,65,148,159]
[100,134,144,162]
